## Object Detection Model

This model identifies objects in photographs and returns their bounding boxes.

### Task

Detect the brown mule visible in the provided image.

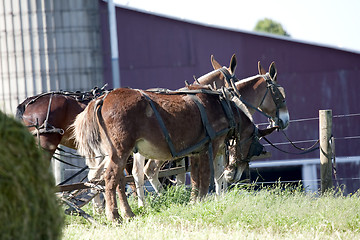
[73,83,277,221]
[135,54,290,203]
[15,88,138,212]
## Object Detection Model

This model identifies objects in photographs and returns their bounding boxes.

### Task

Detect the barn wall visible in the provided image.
[99,3,360,193]
[100,4,360,159]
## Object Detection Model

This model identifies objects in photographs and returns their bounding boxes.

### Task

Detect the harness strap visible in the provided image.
[139,90,178,158]
[239,95,272,119]
[138,89,245,181]
[218,68,274,120]
[218,67,234,87]
[187,94,216,188]
[258,87,269,109]
[25,84,109,108]
[138,90,232,161]
[187,95,216,140]
[26,86,110,136]
[219,87,236,129]
[30,92,65,135]
[44,92,53,127]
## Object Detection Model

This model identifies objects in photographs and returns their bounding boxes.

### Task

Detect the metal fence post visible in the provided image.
[319,109,333,193]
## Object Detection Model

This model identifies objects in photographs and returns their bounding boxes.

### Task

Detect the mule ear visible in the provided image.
[258,61,267,75]
[258,126,278,138]
[211,55,222,70]
[229,54,237,74]
[269,61,278,81]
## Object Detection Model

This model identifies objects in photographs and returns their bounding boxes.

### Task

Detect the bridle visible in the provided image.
[226,125,264,168]
[218,67,286,128]
[257,73,287,126]
[217,67,284,171]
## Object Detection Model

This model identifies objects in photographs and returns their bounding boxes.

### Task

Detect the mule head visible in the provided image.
[256,61,289,130]
[223,126,278,183]
[195,54,238,88]
[211,54,237,74]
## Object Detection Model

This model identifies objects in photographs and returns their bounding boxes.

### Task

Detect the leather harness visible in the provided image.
[138,87,245,184]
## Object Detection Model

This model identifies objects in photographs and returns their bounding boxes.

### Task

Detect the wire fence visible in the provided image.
[245,112,360,192]
[54,111,360,193]
[257,112,360,147]
[231,177,360,187]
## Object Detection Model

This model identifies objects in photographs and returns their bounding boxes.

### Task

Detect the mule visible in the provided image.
[208,55,290,190]
[15,87,136,212]
[136,54,289,201]
[130,55,239,206]
[73,82,277,221]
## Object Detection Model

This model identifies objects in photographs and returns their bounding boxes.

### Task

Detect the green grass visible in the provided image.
[62,183,360,240]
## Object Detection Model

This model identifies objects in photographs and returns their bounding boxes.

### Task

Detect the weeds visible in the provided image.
[62,183,360,239]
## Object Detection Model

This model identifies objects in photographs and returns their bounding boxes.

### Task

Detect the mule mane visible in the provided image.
[237,74,263,84]
[185,84,212,91]
[196,69,220,82]
[231,95,253,122]
[187,84,254,123]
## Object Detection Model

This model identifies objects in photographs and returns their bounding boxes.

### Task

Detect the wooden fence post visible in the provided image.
[319,109,333,193]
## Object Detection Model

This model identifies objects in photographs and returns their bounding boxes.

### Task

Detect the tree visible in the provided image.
[254,18,290,37]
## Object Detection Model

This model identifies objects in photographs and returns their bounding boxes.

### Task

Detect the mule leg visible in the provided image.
[144,159,163,194]
[214,149,228,195]
[104,157,122,221]
[124,158,138,197]
[190,155,200,201]
[87,155,106,214]
[111,148,136,220]
[116,170,135,219]
[175,158,186,186]
[198,152,211,198]
[132,152,145,207]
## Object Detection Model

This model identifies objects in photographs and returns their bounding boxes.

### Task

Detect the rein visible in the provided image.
[263,137,319,155]
[262,133,319,155]
[280,130,320,152]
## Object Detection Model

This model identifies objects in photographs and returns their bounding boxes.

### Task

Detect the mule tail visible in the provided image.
[72,98,104,158]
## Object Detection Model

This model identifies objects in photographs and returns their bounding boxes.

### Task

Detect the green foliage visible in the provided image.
[254,18,290,37]
[0,111,64,240]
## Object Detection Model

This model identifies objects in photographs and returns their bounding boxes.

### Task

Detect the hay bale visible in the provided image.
[0,111,64,240]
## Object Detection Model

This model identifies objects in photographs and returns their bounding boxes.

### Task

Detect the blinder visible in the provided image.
[268,81,286,109]
[231,126,265,165]
[219,68,287,127]
[262,74,287,128]
[245,127,265,160]
[247,135,264,159]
